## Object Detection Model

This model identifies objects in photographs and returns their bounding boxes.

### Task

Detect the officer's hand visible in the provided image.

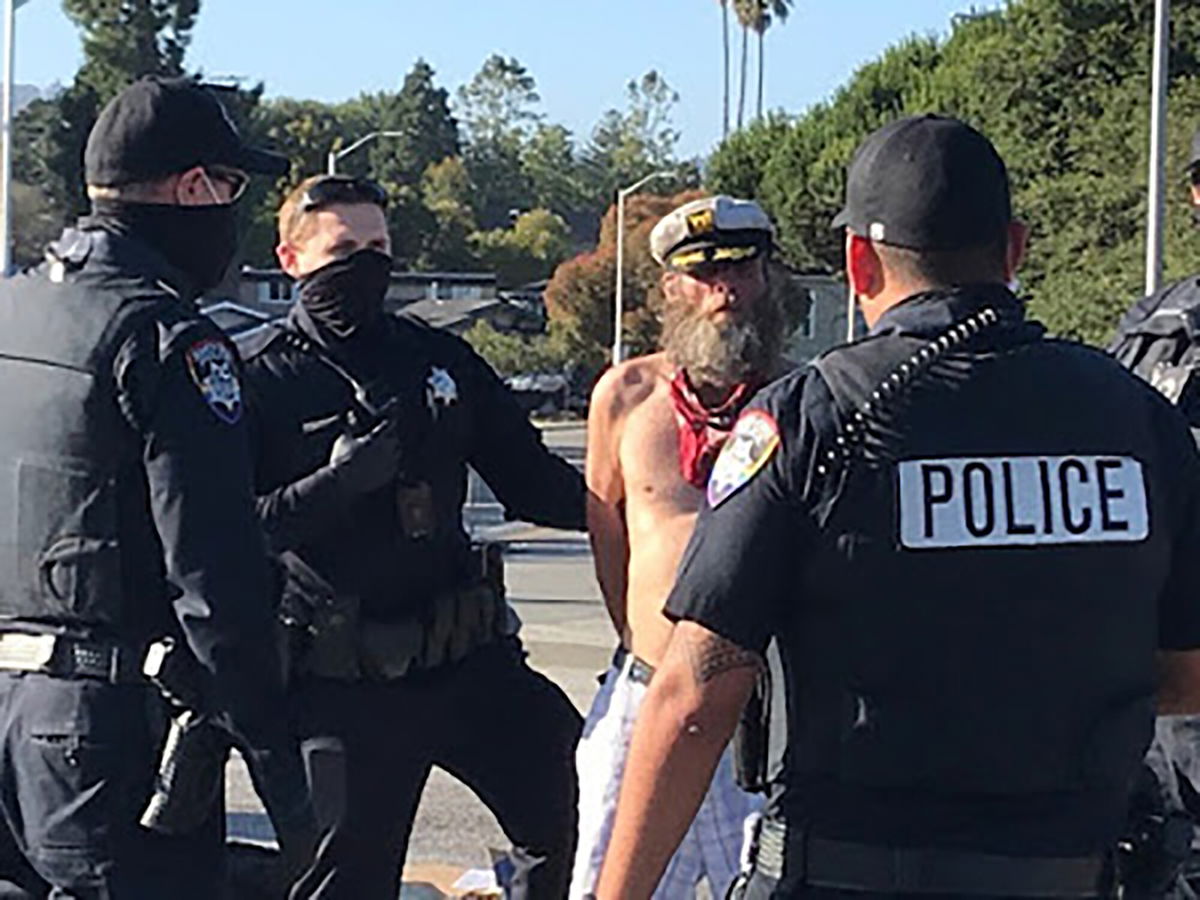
[327,420,400,494]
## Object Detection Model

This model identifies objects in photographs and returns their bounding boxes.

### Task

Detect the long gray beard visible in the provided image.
[662,296,783,388]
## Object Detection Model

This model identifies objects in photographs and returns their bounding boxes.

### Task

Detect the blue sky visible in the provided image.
[15,0,998,157]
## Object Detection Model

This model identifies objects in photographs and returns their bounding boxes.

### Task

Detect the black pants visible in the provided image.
[733,870,1108,900]
[0,673,227,899]
[288,639,582,900]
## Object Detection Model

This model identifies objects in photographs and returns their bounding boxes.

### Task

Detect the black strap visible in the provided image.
[0,632,145,683]
[755,820,1110,897]
[279,324,382,423]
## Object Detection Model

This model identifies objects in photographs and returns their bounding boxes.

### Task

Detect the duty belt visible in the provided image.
[753,818,1110,897]
[612,646,656,686]
[0,631,145,683]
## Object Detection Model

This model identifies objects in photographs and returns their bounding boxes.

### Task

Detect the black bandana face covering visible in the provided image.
[297,249,393,339]
[89,199,239,295]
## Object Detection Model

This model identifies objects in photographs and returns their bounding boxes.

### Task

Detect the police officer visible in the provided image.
[1110,126,1200,434]
[240,175,585,899]
[593,115,1200,899]
[0,77,313,898]
[1109,129,1200,899]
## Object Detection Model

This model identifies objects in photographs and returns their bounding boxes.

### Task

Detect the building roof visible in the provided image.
[402,296,504,331]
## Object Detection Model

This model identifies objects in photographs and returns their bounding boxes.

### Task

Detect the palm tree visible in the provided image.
[756,0,793,121]
[718,0,731,138]
[734,0,756,130]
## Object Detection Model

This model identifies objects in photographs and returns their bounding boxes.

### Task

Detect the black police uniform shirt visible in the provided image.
[666,285,1200,857]
[242,303,585,620]
[0,224,286,749]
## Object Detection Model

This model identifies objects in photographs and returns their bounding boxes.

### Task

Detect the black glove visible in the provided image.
[326,420,400,495]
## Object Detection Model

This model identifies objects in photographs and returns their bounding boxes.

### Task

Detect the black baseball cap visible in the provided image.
[832,114,1012,251]
[85,76,289,187]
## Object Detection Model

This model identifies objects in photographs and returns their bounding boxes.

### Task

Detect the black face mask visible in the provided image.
[297,249,393,339]
[89,199,239,295]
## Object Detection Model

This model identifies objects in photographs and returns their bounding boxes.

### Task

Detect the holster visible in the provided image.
[305,592,363,680]
[140,709,228,835]
[278,551,362,681]
[292,543,509,682]
[1118,810,1195,898]
[734,666,771,793]
[140,639,229,835]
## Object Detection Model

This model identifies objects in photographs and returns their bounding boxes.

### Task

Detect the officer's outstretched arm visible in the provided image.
[596,620,760,899]
[465,346,586,530]
[1157,650,1200,714]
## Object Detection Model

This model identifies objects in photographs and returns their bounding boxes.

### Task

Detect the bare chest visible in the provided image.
[618,391,703,521]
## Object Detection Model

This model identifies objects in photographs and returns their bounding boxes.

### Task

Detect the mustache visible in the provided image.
[661,292,784,386]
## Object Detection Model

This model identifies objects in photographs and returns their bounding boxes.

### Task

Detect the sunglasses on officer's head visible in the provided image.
[299,176,389,213]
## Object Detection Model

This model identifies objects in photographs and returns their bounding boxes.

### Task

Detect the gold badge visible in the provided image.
[686,208,715,236]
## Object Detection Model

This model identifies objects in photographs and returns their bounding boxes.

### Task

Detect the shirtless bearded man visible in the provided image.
[571,196,785,898]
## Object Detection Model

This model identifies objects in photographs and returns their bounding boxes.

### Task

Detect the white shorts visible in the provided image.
[568,651,764,899]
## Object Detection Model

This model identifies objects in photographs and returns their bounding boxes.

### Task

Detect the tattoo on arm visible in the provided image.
[679,626,763,685]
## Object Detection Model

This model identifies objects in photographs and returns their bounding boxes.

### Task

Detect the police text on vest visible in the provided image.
[898,456,1148,548]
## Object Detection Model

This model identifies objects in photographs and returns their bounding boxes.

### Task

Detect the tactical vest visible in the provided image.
[1109,278,1200,430]
[786,309,1166,797]
[0,257,172,634]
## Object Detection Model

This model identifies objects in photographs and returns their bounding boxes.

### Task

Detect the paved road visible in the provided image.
[227,422,620,882]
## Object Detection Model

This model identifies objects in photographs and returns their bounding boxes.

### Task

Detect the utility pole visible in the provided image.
[1145,0,1170,295]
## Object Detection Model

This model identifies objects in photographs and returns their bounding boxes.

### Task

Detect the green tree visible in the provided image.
[733,0,755,129]
[64,0,198,100]
[461,320,569,377]
[457,56,543,230]
[749,0,794,119]
[472,208,572,288]
[465,142,534,230]
[705,113,792,199]
[8,181,62,268]
[705,0,1200,346]
[15,0,202,225]
[521,124,589,223]
[336,61,460,187]
[584,71,683,201]
[719,0,732,137]
[456,55,543,151]
[331,62,461,268]
[421,156,479,270]
[241,97,345,263]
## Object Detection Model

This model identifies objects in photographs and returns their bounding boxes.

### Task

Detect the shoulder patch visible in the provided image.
[185,338,242,424]
[707,409,781,508]
[426,366,459,407]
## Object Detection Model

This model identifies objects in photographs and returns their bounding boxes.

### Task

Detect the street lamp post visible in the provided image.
[326,130,406,175]
[613,170,674,364]
[1146,0,1170,295]
[1,0,32,277]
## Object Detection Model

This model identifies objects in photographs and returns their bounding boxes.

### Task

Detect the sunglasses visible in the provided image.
[298,176,389,213]
[203,165,250,203]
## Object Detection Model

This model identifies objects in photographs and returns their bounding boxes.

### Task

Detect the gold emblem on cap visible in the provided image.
[686,209,715,236]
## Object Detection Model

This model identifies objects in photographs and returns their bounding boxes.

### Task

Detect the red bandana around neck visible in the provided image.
[669,369,760,489]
